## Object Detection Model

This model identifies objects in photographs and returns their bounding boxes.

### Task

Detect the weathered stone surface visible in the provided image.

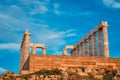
[19,22,120,75]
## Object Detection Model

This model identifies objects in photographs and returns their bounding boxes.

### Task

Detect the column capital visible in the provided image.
[25,29,31,35]
[101,21,108,27]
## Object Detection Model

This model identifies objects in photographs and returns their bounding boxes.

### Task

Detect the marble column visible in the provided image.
[20,30,30,73]
[75,48,77,56]
[88,37,91,56]
[102,22,109,57]
[98,29,102,56]
[79,44,82,56]
[77,46,79,56]
[63,48,67,56]
[75,47,77,56]
[92,33,96,56]
[83,41,87,56]
[42,48,46,55]
[80,43,84,56]
[32,46,36,54]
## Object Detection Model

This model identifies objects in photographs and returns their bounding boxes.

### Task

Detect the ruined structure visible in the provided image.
[20,21,120,74]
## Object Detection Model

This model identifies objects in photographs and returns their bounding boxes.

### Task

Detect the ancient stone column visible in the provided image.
[24,30,31,56]
[98,29,102,56]
[102,22,109,57]
[42,48,46,55]
[63,48,67,56]
[81,43,83,56]
[75,48,77,56]
[79,44,82,56]
[92,33,96,56]
[20,30,30,74]
[76,46,79,56]
[88,37,91,56]
[32,45,36,54]
[77,45,80,56]
[83,41,87,56]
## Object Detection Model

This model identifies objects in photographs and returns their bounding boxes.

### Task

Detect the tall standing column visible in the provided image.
[83,41,87,56]
[88,37,91,56]
[78,45,80,56]
[98,29,102,56]
[24,30,30,58]
[79,44,82,56]
[80,43,84,56]
[102,22,109,57]
[32,45,36,54]
[20,30,30,73]
[75,47,78,56]
[75,48,77,56]
[42,48,46,55]
[92,33,96,56]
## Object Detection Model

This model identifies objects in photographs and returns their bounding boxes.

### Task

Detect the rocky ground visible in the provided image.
[0,67,120,80]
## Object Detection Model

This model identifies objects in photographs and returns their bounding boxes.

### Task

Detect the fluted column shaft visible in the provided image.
[83,41,87,56]
[92,33,96,56]
[79,44,82,56]
[98,29,102,56]
[88,37,91,56]
[78,45,80,56]
[32,46,36,54]
[42,48,46,55]
[81,43,83,56]
[76,47,78,56]
[103,25,109,57]
[75,48,78,56]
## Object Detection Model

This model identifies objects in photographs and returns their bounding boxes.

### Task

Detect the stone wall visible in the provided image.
[29,54,120,73]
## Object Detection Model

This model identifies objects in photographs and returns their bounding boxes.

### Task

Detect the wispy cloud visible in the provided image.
[31,27,76,53]
[103,0,120,8]
[0,0,78,54]
[0,13,76,54]
[0,67,7,74]
[53,3,63,15]
[19,0,49,15]
[0,43,20,50]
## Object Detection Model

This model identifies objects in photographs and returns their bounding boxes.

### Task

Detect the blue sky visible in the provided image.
[0,0,120,74]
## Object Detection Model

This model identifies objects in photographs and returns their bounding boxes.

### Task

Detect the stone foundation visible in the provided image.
[28,54,120,73]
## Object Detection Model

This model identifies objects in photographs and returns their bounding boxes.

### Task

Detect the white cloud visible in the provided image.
[0,2,77,54]
[0,67,7,74]
[0,43,20,50]
[103,0,120,8]
[66,33,76,37]
[38,5,48,14]
[0,13,76,53]
[31,28,76,53]
[53,3,63,15]
[19,0,49,15]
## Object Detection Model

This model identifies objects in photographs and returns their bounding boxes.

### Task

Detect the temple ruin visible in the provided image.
[20,21,120,74]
